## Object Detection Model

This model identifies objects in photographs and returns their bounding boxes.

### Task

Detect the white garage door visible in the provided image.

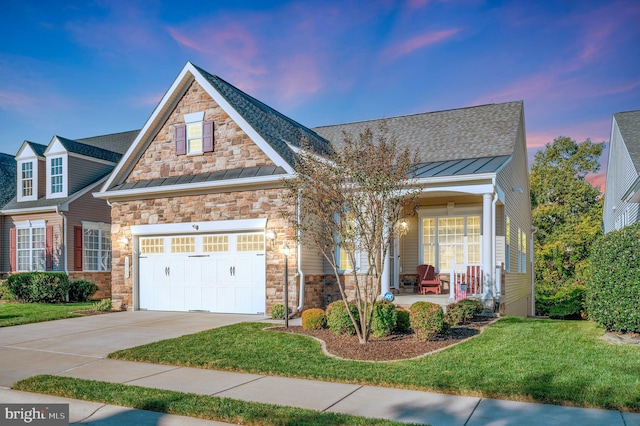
[138,232,265,314]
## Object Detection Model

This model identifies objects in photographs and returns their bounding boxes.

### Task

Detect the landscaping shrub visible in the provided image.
[446,299,484,326]
[586,223,640,332]
[271,304,286,319]
[0,279,15,301]
[69,280,98,302]
[409,301,445,341]
[536,281,586,319]
[93,298,112,312]
[394,307,411,333]
[459,299,484,316]
[326,300,359,336]
[444,303,465,326]
[301,308,327,330]
[371,301,397,337]
[7,273,71,303]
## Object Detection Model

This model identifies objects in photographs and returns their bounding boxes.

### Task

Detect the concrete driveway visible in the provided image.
[0,310,263,387]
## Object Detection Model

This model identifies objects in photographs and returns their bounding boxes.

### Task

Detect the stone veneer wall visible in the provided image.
[68,272,111,300]
[110,189,297,312]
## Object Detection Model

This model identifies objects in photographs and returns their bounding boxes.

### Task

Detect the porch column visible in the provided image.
[381,244,391,295]
[482,193,493,298]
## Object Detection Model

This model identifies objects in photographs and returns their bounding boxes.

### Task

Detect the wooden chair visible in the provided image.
[416,264,441,294]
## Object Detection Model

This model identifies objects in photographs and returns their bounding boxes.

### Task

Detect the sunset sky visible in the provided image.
[1,0,639,189]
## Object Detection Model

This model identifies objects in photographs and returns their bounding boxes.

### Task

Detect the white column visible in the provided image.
[482,193,493,299]
[381,245,391,295]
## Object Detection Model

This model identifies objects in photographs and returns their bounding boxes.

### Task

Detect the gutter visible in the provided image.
[531,226,538,316]
[492,177,499,298]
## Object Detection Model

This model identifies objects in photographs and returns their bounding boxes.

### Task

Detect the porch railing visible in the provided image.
[449,260,484,301]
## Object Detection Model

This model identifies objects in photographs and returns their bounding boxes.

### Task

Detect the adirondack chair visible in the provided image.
[416,264,441,294]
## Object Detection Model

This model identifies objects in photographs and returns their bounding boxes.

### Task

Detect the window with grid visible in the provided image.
[171,236,195,253]
[505,216,511,272]
[21,162,33,197]
[518,228,527,273]
[421,215,481,272]
[140,238,164,254]
[237,234,264,252]
[335,213,360,271]
[17,227,45,272]
[203,235,228,252]
[187,122,202,154]
[51,157,63,194]
[83,225,111,271]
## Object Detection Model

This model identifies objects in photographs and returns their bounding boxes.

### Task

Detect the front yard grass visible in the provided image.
[0,302,95,327]
[110,316,640,412]
[14,375,418,426]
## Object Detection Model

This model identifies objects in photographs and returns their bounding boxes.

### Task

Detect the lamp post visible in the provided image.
[282,244,290,328]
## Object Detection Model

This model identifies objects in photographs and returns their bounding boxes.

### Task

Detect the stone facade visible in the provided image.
[68,271,111,300]
[127,80,273,182]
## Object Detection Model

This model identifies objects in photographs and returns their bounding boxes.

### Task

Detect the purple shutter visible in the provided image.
[174,124,186,155]
[203,121,214,152]
[9,228,16,272]
[46,225,53,270]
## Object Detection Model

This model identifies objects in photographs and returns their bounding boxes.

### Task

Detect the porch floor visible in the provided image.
[392,293,452,310]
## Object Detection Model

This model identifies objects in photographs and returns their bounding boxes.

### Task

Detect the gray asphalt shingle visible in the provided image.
[614,110,640,173]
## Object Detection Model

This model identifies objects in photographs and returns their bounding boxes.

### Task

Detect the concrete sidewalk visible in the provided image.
[2,311,640,425]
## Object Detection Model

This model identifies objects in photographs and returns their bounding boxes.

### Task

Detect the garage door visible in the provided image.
[138,232,265,314]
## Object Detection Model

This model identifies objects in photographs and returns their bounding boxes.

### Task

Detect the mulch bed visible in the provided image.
[274,316,496,361]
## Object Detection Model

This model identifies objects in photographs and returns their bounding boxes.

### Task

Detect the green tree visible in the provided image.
[283,125,419,343]
[530,136,604,315]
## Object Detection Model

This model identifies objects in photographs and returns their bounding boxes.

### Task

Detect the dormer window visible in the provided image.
[21,162,33,197]
[174,112,214,156]
[51,157,63,194]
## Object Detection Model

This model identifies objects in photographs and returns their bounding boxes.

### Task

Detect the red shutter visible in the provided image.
[9,228,16,272]
[203,121,214,152]
[46,225,53,271]
[174,124,186,155]
[74,226,83,271]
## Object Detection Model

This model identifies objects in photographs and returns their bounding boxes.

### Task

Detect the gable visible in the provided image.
[125,80,276,183]
[614,110,640,173]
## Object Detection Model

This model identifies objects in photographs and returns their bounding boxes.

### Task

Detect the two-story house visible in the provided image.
[0,131,138,298]
[603,109,640,233]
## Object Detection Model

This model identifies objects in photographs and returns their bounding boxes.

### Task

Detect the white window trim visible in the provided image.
[82,221,112,272]
[46,154,68,199]
[505,215,511,272]
[17,159,37,202]
[517,228,527,274]
[15,220,47,272]
[184,111,205,156]
[418,205,483,273]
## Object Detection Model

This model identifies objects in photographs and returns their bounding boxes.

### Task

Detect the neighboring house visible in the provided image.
[0,131,138,298]
[603,109,640,233]
[96,62,533,316]
[0,153,17,273]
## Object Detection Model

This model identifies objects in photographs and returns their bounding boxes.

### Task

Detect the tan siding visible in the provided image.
[496,110,533,315]
[401,215,419,275]
[67,156,114,195]
[37,158,46,199]
[300,243,324,274]
[65,190,113,272]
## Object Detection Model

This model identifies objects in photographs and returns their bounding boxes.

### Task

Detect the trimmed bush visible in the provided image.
[271,304,286,319]
[93,298,112,312]
[586,223,640,332]
[445,299,484,326]
[69,280,98,302]
[371,301,397,338]
[459,299,484,316]
[326,300,359,336]
[547,284,586,319]
[301,308,327,330]
[394,307,411,333]
[444,303,465,326]
[0,280,15,301]
[410,301,445,341]
[7,273,71,303]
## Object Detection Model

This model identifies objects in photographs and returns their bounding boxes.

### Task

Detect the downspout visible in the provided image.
[290,192,305,317]
[55,206,69,274]
[491,177,498,301]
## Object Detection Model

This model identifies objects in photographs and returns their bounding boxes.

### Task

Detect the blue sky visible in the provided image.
[1,0,639,188]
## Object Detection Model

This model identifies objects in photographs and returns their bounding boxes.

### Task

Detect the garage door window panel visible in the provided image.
[140,238,164,254]
[171,237,195,253]
[203,235,228,252]
[237,234,264,252]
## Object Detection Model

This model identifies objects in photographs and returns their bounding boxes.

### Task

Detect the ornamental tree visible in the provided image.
[284,125,419,343]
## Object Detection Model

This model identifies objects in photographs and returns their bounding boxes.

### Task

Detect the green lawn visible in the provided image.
[14,376,418,426]
[0,302,95,327]
[110,317,640,412]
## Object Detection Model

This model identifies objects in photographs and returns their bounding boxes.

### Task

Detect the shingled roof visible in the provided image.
[55,136,123,163]
[0,153,16,208]
[614,110,640,173]
[313,101,523,163]
[192,64,332,164]
[75,130,139,155]
[23,141,48,157]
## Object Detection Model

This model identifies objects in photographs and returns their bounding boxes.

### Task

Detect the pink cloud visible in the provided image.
[586,171,606,193]
[0,90,36,111]
[275,55,323,102]
[383,28,461,60]
[130,91,164,107]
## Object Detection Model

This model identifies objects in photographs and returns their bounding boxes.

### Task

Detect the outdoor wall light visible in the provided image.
[400,220,408,230]
[119,236,129,247]
[266,229,276,242]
